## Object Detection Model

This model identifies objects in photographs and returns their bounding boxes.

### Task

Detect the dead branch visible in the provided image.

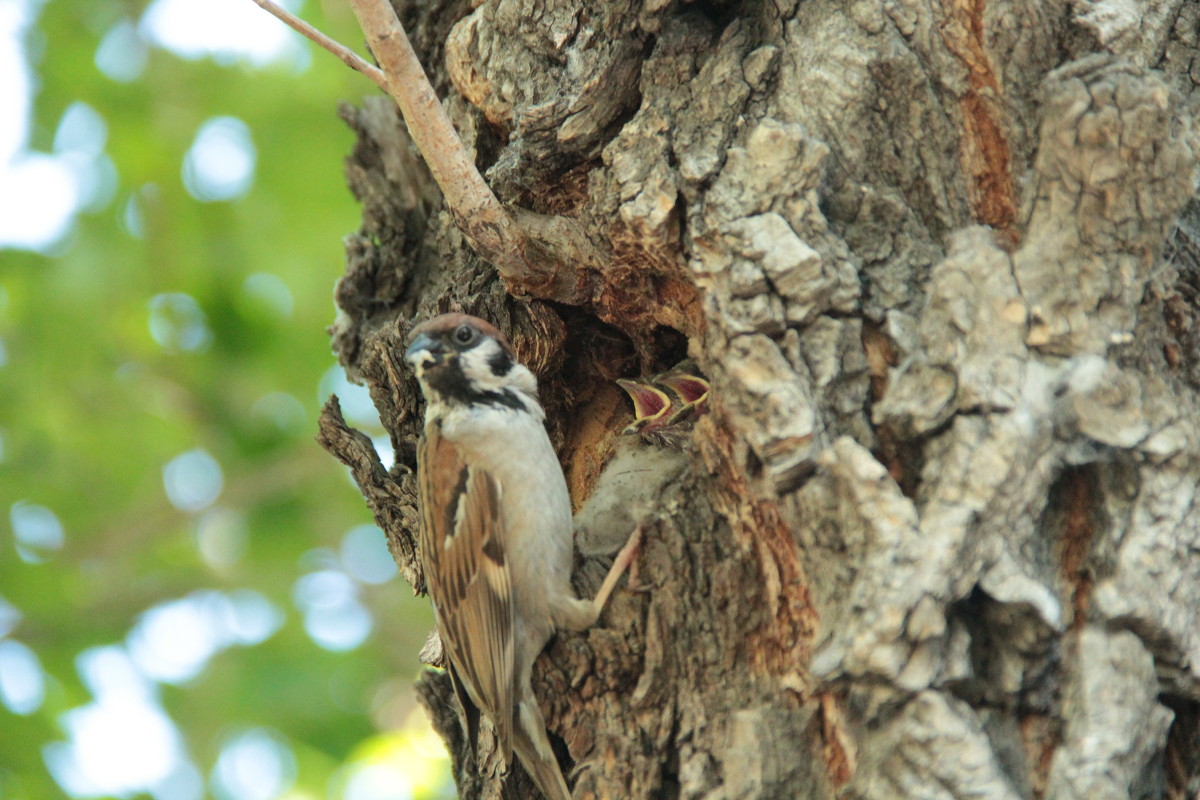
[247,0,593,304]
[344,1,542,280]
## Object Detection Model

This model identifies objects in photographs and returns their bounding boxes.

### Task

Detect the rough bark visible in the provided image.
[318,1,1200,798]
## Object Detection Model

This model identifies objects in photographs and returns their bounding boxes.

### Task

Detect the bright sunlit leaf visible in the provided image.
[46,696,185,797]
[149,293,214,353]
[340,525,397,586]
[211,728,296,800]
[94,19,148,83]
[182,116,256,202]
[140,0,304,67]
[319,367,382,430]
[0,639,45,715]
[294,569,372,652]
[162,448,224,512]
[10,501,65,563]
[128,597,224,684]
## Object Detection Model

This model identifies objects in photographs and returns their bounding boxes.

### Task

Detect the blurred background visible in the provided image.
[0,0,451,798]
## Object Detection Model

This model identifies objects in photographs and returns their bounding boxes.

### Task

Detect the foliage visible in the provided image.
[0,1,446,798]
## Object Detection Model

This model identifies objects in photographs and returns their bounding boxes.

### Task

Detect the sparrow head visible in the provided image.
[405,313,539,413]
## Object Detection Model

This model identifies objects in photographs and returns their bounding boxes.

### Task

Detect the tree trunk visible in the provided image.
[318,1,1200,798]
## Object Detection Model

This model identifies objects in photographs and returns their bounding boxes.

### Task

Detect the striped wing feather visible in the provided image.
[418,423,515,762]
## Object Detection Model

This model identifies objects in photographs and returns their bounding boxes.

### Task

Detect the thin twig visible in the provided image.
[345,0,536,285]
[247,0,388,93]
[248,0,584,301]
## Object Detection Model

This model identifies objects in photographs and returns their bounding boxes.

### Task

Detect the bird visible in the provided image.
[657,368,710,424]
[615,378,672,437]
[405,313,641,800]
[616,365,710,448]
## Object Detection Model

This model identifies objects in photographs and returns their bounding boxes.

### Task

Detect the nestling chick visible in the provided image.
[616,365,710,448]
[658,368,710,423]
[615,379,672,434]
[405,313,640,800]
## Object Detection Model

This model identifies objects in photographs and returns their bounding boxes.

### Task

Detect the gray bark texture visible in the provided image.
[317,1,1200,798]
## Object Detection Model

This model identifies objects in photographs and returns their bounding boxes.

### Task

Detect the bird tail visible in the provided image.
[512,697,572,800]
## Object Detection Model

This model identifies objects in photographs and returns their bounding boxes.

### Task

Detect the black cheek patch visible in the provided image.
[425,361,525,411]
[487,349,513,377]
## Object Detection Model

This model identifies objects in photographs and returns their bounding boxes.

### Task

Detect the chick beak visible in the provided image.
[661,374,710,406]
[405,333,444,371]
[662,374,705,412]
[616,379,671,426]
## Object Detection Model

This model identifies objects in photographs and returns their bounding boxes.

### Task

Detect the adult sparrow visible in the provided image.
[405,313,640,800]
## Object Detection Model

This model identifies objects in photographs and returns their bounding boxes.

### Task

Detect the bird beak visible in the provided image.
[405,333,444,371]
[661,374,710,406]
[616,379,671,422]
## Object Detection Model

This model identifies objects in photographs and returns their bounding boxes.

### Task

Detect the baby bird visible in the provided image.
[617,365,711,448]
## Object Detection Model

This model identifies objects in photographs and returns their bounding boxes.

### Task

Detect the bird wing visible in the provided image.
[418,421,515,763]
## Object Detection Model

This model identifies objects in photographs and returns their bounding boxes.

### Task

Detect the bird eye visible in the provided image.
[453,325,476,345]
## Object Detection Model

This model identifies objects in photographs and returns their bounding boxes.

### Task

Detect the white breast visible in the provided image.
[438,404,575,622]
